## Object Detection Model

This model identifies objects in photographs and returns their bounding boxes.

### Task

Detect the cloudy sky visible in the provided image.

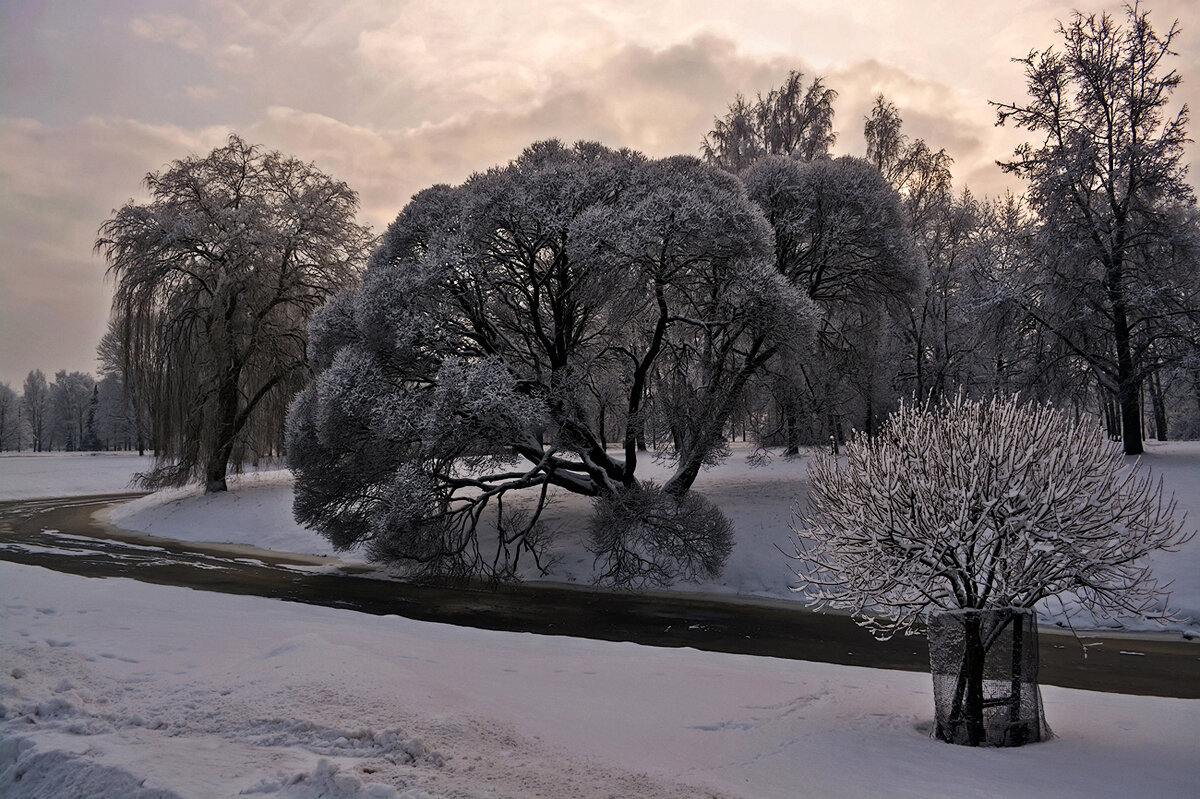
[2,0,1197,388]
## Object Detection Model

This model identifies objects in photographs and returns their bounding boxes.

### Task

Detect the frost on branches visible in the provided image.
[792,395,1191,634]
[288,140,810,585]
[790,395,1193,745]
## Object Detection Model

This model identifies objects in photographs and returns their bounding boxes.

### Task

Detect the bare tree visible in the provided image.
[0,383,19,451]
[97,134,373,491]
[790,394,1192,744]
[993,3,1195,455]
[50,370,95,451]
[862,95,979,408]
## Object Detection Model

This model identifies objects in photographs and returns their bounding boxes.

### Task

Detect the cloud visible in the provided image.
[129,13,205,52]
[2,0,1197,388]
[185,85,220,102]
[0,116,230,385]
[824,59,1025,198]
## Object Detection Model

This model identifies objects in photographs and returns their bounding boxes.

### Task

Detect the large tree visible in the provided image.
[288,140,807,585]
[741,155,920,446]
[97,134,373,491]
[993,3,1195,454]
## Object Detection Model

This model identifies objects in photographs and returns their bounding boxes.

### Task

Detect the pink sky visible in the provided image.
[1,0,1197,387]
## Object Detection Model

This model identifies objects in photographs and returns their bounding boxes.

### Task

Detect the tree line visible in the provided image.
[0,362,141,453]
[287,6,1196,584]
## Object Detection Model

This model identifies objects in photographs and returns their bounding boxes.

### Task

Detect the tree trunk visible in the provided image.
[1149,368,1168,441]
[205,371,241,493]
[784,403,799,456]
[1110,268,1143,455]
[828,414,843,455]
[954,614,988,746]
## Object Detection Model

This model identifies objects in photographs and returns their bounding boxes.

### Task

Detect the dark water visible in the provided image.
[1,494,1197,698]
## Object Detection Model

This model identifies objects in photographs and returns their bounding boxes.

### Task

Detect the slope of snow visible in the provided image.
[2,561,1198,799]
[105,469,340,558]
[103,442,1200,631]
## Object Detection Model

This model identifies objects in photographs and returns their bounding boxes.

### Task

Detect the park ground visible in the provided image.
[1,444,1197,797]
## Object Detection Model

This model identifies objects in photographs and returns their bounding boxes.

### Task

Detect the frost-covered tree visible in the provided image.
[993,3,1196,455]
[702,70,837,171]
[21,370,50,452]
[50,370,95,451]
[288,140,808,585]
[97,319,151,455]
[97,134,373,491]
[0,382,19,451]
[88,374,137,451]
[790,394,1193,744]
[864,95,953,233]
[741,155,920,445]
[863,96,978,407]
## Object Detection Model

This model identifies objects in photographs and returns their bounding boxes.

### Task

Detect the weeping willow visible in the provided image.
[96,134,373,491]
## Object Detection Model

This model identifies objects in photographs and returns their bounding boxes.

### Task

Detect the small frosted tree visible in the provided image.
[790,394,1192,745]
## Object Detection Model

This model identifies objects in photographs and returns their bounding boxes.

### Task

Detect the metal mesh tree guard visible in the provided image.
[928,608,1050,746]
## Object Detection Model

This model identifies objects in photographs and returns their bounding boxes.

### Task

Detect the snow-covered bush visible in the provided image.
[790,394,1193,744]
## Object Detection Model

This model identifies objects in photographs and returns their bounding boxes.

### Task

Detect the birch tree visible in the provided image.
[702,70,837,171]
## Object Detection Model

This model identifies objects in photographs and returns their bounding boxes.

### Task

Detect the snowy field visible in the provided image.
[0,451,155,500]
[3,562,1198,799]
[2,445,1198,797]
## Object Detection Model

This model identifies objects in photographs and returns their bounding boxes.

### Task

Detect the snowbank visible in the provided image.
[2,561,1197,799]
[106,469,341,558]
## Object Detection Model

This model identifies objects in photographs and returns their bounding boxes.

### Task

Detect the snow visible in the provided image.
[0,451,155,500]
[3,562,1198,799]
[2,444,1198,796]
[105,469,341,558]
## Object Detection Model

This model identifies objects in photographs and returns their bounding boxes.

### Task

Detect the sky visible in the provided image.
[1,0,1198,389]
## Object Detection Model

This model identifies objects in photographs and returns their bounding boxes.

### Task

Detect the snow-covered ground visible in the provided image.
[0,451,155,500]
[98,441,1200,631]
[2,445,1198,797]
[3,562,1198,799]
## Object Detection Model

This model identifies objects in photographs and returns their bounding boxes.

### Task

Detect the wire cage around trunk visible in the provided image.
[928,607,1050,747]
